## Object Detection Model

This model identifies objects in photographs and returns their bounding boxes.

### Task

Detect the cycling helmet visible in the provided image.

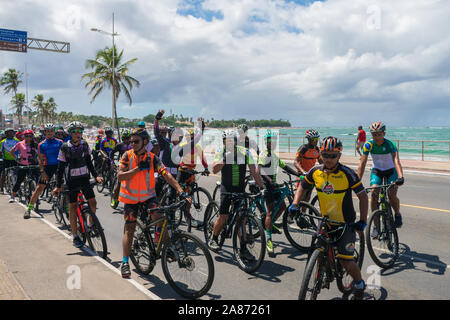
[23,129,34,136]
[319,136,343,153]
[222,129,237,140]
[370,121,386,133]
[98,129,105,135]
[104,127,114,134]
[168,126,175,132]
[151,138,159,146]
[265,130,278,140]
[137,121,146,127]
[131,128,150,141]
[305,129,320,140]
[237,123,249,133]
[121,129,131,139]
[68,121,84,133]
[5,127,15,133]
[160,126,168,132]
[44,123,55,131]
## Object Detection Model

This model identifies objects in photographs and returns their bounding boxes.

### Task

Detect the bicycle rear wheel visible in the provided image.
[85,210,108,259]
[96,172,106,193]
[130,219,157,275]
[283,201,320,251]
[366,209,399,269]
[190,187,212,228]
[298,249,325,300]
[161,232,215,299]
[232,213,266,274]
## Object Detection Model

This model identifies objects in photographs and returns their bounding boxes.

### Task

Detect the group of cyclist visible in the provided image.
[0,115,405,300]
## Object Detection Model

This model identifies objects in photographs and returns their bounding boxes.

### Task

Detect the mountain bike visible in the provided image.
[130,200,215,299]
[298,204,365,300]
[61,181,108,258]
[16,165,40,205]
[203,191,266,274]
[97,159,116,194]
[159,169,212,231]
[365,181,400,269]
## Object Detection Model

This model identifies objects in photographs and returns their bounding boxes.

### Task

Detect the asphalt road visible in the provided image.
[35,164,450,300]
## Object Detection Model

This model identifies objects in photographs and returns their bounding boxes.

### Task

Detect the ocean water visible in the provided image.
[272,127,450,162]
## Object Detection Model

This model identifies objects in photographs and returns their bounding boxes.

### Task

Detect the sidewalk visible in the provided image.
[279,153,450,173]
[0,195,152,300]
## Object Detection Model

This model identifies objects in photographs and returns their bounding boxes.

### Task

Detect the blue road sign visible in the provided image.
[0,28,27,44]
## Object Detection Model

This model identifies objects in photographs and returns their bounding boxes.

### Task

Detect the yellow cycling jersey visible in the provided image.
[302,163,365,223]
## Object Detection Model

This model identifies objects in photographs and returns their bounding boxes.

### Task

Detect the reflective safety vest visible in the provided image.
[119,150,156,204]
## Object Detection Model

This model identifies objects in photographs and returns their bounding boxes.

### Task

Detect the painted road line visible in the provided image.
[352,197,450,213]
[15,201,162,301]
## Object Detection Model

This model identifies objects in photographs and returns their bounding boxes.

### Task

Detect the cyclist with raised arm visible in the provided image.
[237,123,260,158]
[357,121,405,231]
[258,130,299,256]
[24,124,63,219]
[208,130,265,260]
[52,122,103,249]
[9,129,39,204]
[289,136,368,300]
[117,128,189,278]
[294,129,322,202]
[0,128,19,194]
[110,130,133,209]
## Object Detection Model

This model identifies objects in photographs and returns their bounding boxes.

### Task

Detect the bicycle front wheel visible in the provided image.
[130,219,156,275]
[282,201,320,251]
[161,232,215,299]
[232,214,266,274]
[85,210,108,259]
[366,209,399,269]
[298,249,325,300]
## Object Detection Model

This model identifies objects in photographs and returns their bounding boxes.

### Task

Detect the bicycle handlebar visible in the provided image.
[148,199,187,213]
[365,182,397,193]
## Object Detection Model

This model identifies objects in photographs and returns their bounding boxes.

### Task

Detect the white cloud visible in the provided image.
[1,0,450,126]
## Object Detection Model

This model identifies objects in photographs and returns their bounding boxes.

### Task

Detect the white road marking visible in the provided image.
[15,201,162,300]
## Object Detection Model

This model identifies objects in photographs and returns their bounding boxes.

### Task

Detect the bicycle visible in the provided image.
[203,191,266,274]
[15,165,40,205]
[60,181,108,258]
[160,169,212,231]
[52,190,70,227]
[97,158,116,194]
[297,203,365,300]
[212,173,252,201]
[365,181,400,269]
[130,199,215,299]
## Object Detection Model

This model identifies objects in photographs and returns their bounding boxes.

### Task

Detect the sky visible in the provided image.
[1,0,450,127]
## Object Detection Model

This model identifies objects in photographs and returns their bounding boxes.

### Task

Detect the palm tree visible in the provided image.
[43,97,57,123]
[10,93,26,125]
[1,68,23,98]
[82,44,140,138]
[31,94,45,125]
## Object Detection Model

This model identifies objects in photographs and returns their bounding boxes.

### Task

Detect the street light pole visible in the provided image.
[91,13,121,142]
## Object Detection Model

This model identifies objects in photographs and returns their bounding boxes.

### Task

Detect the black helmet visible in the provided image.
[131,128,150,141]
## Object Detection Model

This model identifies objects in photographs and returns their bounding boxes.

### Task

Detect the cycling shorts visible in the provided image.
[123,197,159,224]
[370,168,398,186]
[219,185,246,215]
[38,165,58,185]
[1,160,17,173]
[67,178,95,203]
[317,225,356,261]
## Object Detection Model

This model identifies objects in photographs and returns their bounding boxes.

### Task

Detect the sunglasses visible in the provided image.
[70,129,83,134]
[130,139,141,145]
[24,135,34,138]
[321,153,339,159]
